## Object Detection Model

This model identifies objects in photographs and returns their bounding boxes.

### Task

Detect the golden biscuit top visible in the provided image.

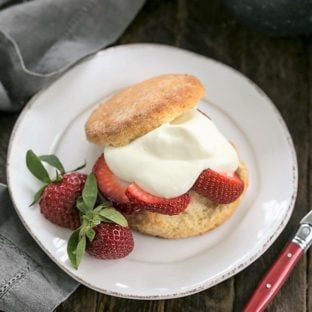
[85,74,205,147]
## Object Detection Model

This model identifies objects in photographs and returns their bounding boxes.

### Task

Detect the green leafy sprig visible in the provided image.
[67,174,128,269]
[26,150,85,205]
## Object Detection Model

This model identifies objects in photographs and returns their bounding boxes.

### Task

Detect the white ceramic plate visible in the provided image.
[7,44,297,299]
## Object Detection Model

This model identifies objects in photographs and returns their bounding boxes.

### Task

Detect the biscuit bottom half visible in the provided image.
[126,162,248,239]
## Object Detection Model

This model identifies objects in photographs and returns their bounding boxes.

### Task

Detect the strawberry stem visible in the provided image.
[70,162,87,172]
[29,184,47,206]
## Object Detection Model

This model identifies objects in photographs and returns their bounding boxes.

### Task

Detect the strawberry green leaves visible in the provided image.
[82,174,98,212]
[99,208,128,227]
[86,228,96,241]
[67,173,129,269]
[75,235,86,269]
[26,150,51,183]
[67,229,82,269]
[39,154,65,174]
[76,174,98,214]
[67,229,87,269]
[76,197,88,214]
[29,185,47,206]
[26,149,86,205]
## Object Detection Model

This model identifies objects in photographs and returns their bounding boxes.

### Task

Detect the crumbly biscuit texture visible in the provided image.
[85,74,205,147]
[126,162,248,239]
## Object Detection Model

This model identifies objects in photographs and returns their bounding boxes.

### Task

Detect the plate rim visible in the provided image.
[6,43,298,299]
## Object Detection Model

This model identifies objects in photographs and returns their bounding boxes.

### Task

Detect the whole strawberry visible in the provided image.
[40,173,87,229]
[26,150,86,229]
[87,223,133,259]
[67,174,134,269]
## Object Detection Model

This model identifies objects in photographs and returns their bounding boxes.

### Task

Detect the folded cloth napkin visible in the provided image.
[0,184,77,311]
[0,0,144,311]
[0,0,145,111]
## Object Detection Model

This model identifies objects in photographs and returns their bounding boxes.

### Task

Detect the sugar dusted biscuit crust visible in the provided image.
[85,74,205,147]
[126,162,248,239]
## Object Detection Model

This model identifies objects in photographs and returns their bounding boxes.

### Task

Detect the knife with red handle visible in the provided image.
[244,210,312,312]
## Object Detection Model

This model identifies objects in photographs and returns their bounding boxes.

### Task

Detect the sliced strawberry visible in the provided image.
[92,154,141,214]
[126,184,190,215]
[93,154,129,203]
[113,202,142,215]
[193,169,244,204]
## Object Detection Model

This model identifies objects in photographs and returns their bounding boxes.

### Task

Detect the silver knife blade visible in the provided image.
[292,210,312,251]
[300,210,312,225]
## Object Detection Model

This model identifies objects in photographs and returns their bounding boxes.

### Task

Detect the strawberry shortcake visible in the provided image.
[85,74,248,239]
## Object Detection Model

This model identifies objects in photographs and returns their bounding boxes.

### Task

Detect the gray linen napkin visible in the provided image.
[0,0,145,311]
[0,0,145,111]
[0,184,77,311]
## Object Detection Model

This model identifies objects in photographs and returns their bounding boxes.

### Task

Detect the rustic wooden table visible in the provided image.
[0,0,311,311]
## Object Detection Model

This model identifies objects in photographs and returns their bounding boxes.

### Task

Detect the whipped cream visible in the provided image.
[104,109,239,198]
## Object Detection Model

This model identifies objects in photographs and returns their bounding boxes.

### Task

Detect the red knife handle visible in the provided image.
[244,242,304,312]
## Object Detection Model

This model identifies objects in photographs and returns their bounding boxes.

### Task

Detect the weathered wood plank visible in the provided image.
[307,41,312,312]
[232,28,310,312]
[97,297,165,312]
[118,0,178,46]
[165,279,234,312]
[56,286,97,312]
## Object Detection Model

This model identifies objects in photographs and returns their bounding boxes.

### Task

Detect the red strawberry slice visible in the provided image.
[92,154,140,214]
[126,184,190,215]
[93,154,128,202]
[113,202,142,215]
[193,169,244,204]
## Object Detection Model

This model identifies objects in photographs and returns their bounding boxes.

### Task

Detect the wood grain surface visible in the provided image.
[0,0,311,311]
